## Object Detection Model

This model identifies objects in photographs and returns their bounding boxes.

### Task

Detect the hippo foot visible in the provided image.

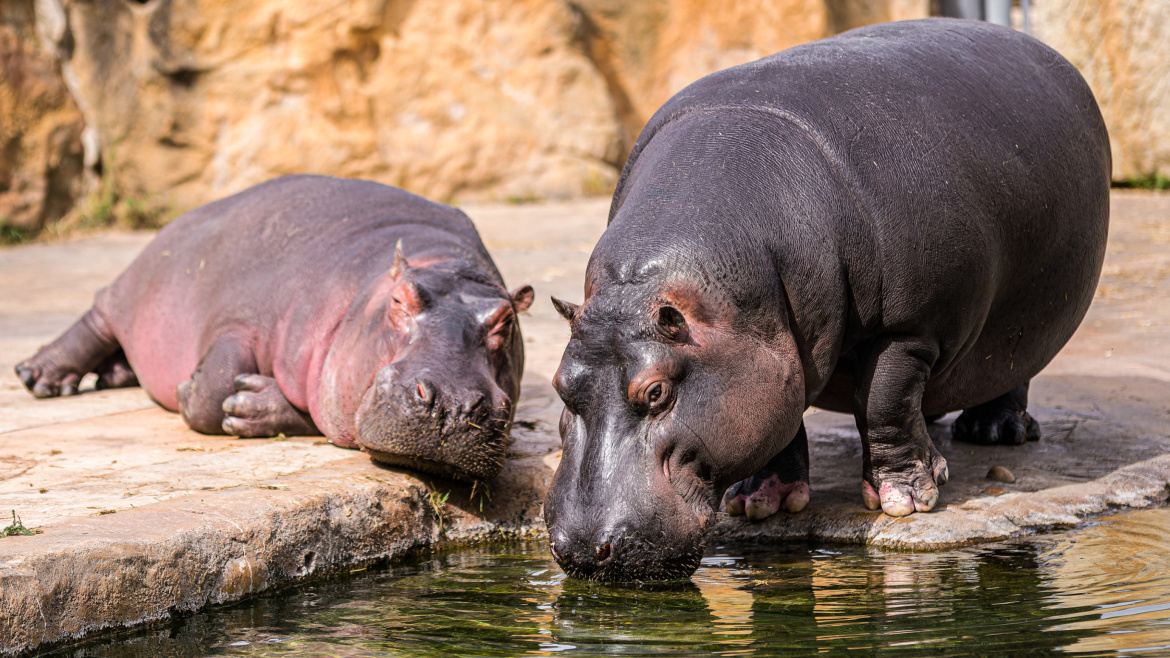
[863,451,949,517]
[15,309,124,398]
[15,359,84,398]
[951,408,1040,446]
[724,475,809,520]
[723,422,810,521]
[221,374,319,438]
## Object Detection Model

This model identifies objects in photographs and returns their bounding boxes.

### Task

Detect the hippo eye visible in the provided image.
[647,384,663,404]
[637,379,672,415]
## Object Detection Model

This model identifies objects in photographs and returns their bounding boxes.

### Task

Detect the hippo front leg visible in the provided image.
[222,374,319,438]
[853,336,949,517]
[177,335,258,435]
[723,422,810,520]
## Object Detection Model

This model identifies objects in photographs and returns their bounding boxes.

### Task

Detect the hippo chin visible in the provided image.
[545,19,1109,582]
[15,174,534,482]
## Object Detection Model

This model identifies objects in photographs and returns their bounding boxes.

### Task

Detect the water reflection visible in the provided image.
[47,508,1170,657]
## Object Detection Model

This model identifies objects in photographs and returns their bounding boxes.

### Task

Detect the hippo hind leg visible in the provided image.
[94,349,139,390]
[15,308,123,397]
[724,422,811,520]
[951,382,1041,446]
[221,374,319,438]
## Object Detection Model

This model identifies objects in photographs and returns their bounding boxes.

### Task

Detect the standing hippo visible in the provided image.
[545,19,1109,581]
[16,175,534,481]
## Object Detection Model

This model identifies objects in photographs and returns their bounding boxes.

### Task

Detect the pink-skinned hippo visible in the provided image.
[16,175,534,481]
[544,19,1109,581]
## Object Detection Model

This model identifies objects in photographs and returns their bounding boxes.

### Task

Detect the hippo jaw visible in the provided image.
[544,282,805,582]
[354,362,515,481]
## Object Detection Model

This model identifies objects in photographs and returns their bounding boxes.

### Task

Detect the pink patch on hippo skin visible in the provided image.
[742,475,810,521]
[725,493,748,516]
[862,480,882,511]
[781,482,810,513]
[876,481,939,517]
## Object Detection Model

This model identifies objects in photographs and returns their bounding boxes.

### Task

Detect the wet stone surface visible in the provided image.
[2,192,1170,655]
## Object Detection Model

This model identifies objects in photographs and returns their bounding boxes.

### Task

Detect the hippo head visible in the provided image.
[544,251,805,582]
[320,243,534,481]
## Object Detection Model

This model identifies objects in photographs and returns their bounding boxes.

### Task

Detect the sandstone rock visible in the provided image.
[0,0,85,234]
[6,0,1163,230]
[33,0,844,215]
[1032,0,1170,181]
[38,0,628,214]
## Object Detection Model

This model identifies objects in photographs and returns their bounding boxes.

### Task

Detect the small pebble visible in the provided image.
[987,465,1015,483]
[983,486,1006,496]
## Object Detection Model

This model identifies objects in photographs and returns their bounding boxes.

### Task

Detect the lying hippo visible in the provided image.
[16,175,534,481]
[545,18,1109,581]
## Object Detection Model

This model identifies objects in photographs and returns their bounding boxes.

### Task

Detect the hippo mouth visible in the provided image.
[555,532,708,583]
[356,404,514,482]
[353,381,514,480]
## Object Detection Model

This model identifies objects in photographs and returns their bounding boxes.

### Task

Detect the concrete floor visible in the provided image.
[2,192,1169,655]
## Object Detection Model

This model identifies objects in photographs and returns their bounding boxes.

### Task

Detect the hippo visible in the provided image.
[545,18,1109,581]
[16,175,534,481]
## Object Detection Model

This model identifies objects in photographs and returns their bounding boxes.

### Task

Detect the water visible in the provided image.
[47,507,1170,657]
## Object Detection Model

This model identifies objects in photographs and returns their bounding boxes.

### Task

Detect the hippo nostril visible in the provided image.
[464,393,486,414]
[594,541,612,563]
[416,381,435,406]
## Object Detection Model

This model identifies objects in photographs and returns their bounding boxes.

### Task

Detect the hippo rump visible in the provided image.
[16,175,534,481]
[545,18,1109,581]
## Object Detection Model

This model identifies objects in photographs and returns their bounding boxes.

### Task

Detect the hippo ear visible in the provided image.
[388,239,409,279]
[656,305,688,341]
[510,285,535,313]
[387,279,425,322]
[551,296,579,322]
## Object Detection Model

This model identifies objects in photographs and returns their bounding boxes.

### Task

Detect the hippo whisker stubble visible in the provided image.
[545,19,1109,582]
[16,175,534,482]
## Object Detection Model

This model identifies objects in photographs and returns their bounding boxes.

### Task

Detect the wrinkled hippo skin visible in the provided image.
[16,175,534,481]
[545,19,1109,581]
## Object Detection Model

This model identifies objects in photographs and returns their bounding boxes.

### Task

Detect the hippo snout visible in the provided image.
[356,365,513,481]
[547,520,705,582]
[548,527,619,579]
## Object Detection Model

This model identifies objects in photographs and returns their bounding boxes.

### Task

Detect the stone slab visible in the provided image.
[2,192,1170,655]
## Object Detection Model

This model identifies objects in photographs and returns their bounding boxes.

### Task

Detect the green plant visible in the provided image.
[1116,173,1170,191]
[428,487,451,535]
[469,480,491,513]
[2,511,34,537]
[0,221,29,245]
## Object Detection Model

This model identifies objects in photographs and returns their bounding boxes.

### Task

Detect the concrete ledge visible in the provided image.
[712,453,1170,549]
[0,433,557,657]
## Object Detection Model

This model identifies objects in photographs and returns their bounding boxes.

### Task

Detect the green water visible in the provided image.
[48,507,1170,657]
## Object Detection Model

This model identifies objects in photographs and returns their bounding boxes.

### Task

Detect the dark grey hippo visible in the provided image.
[16,175,534,481]
[545,19,1109,581]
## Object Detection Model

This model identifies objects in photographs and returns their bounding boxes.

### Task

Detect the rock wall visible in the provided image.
[0,0,85,234]
[3,0,1166,231]
[1032,0,1170,182]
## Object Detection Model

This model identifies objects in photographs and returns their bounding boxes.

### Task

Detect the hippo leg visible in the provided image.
[221,374,319,438]
[854,337,949,517]
[94,349,139,390]
[951,382,1041,446]
[176,335,258,435]
[723,422,811,520]
[15,308,122,397]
